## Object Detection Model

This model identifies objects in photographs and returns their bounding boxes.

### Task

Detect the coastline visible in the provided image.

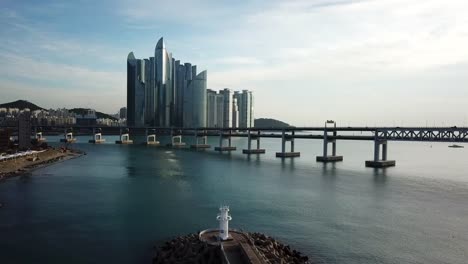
[0,148,85,181]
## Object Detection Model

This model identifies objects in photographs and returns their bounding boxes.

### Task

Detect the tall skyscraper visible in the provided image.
[127,52,145,127]
[220,88,233,128]
[183,71,207,128]
[206,89,217,127]
[234,90,254,128]
[232,97,239,128]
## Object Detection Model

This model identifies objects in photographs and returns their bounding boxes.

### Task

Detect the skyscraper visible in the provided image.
[126,52,145,127]
[234,90,254,128]
[220,88,233,128]
[206,89,217,127]
[184,71,207,128]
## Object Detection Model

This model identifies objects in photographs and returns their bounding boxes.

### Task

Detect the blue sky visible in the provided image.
[1,0,468,126]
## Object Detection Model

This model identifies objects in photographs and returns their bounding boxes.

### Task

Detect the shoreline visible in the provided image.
[0,148,85,181]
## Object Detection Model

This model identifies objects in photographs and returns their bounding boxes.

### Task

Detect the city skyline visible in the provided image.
[1,0,468,126]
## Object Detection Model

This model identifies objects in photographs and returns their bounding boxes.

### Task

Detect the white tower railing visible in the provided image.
[216,205,232,240]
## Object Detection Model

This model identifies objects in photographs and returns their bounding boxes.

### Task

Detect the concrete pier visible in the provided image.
[115,133,133,144]
[316,123,343,162]
[145,134,160,146]
[190,131,211,149]
[167,135,186,148]
[276,130,300,158]
[60,130,76,143]
[366,139,395,168]
[243,130,265,154]
[89,128,105,143]
[116,128,133,144]
[216,131,236,151]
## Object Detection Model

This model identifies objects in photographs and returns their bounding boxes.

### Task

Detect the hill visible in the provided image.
[0,100,44,111]
[69,108,117,120]
[254,118,291,128]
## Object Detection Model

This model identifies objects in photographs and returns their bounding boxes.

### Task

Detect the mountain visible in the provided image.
[68,108,117,120]
[254,118,291,128]
[0,100,44,112]
[0,100,117,120]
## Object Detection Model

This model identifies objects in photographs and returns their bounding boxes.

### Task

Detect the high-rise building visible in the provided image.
[18,110,31,149]
[183,71,207,128]
[126,52,145,127]
[220,88,233,128]
[119,107,127,119]
[232,97,239,128]
[206,89,217,127]
[234,90,254,128]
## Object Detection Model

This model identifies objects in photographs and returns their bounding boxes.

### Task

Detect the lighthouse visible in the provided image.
[216,206,232,240]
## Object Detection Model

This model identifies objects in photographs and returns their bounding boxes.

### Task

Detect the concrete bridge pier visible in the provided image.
[316,130,343,162]
[191,130,211,149]
[145,129,160,146]
[89,128,105,144]
[243,130,265,154]
[116,128,133,144]
[167,129,186,148]
[60,128,76,143]
[215,130,236,151]
[365,139,395,168]
[276,130,300,157]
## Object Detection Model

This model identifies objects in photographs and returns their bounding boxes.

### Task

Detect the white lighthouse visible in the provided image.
[216,206,232,240]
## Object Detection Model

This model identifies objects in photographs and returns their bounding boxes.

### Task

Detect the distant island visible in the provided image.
[0,100,117,120]
[254,118,291,128]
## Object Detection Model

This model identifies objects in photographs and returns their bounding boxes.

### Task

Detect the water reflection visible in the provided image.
[372,168,388,185]
[280,158,296,171]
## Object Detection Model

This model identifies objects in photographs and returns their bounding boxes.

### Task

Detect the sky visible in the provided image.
[1,0,468,126]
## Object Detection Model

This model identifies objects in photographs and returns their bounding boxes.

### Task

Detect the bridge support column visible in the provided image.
[167,130,186,148]
[317,129,343,162]
[276,130,300,157]
[215,130,236,151]
[89,128,106,144]
[191,129,211,149]
[116,128,133,144]
[243,130,265,154]
[365,139,395,168]
[145,129,160,146]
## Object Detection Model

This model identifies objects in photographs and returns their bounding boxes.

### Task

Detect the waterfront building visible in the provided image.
[75,109,97,126]
[234,90,254,128]
[18,110,31,150]
[206,89,217,127]
[127,37,208,128]
[220,89,233,128]
[232,97,239,128]
[126,52,146,127]
[119,107,127,119]
[183,71,207,128]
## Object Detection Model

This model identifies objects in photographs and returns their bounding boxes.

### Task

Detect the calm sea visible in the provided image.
[0,135,467,263]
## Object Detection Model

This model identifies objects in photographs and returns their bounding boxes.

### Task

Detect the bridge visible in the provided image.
[3,124,467,168]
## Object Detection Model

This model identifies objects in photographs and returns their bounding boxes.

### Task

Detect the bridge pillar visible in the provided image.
[60,128,76,143]
[366,139,395,168]
[89,128,106,144]
[215,130,236,151]
[191,129,211,149]
[116,128,133,144]
[145,129,160,146]
[276,130,300,157]
[243,130,265,154]
[167,129,186,148]
[317,129,343,162]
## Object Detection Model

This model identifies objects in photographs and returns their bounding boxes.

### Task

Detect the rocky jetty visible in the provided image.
[152,232,310,264]
[248,232,310,264]
[152,233,223,264]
